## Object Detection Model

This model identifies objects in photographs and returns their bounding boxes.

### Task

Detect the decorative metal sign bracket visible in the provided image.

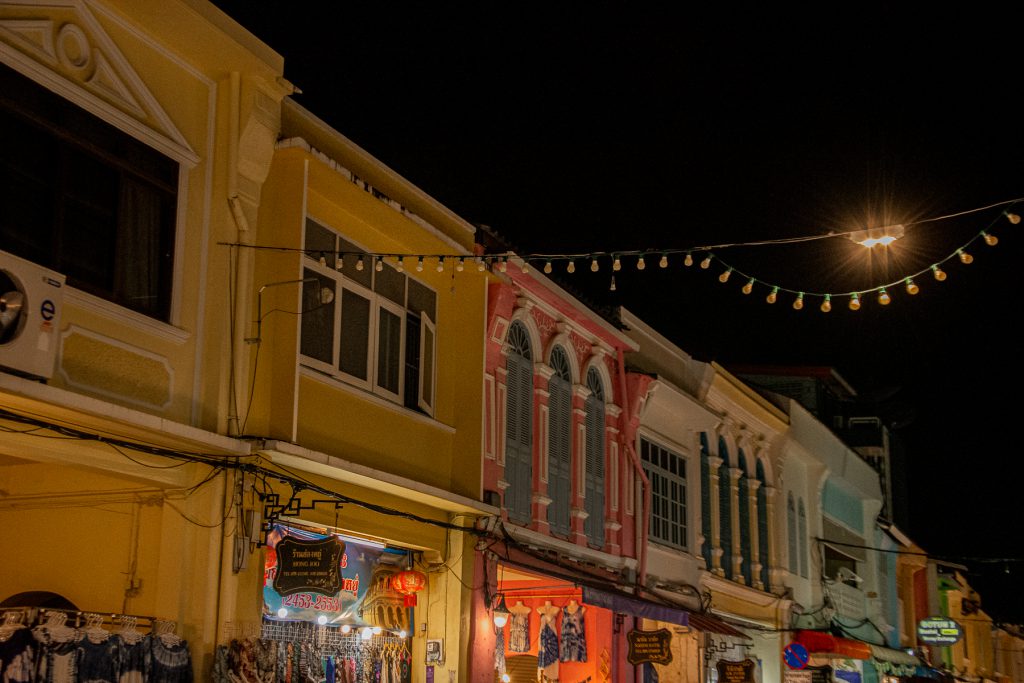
[258,487,344,546]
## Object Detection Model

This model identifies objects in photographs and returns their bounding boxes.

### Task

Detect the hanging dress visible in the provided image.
[558,605,586,663]
[0,626,35,683]
[507,611,529,653]
[535,610,559,681]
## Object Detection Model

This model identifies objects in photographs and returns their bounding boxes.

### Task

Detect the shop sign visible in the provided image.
[627,628,673,665]
[273,536,344,596]
[917,617,963,645]
[264,523,403,626]
[717,659,756,683]
[785,671,814,683]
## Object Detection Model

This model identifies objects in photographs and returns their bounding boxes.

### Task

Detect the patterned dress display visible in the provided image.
[558,605,586,663]
[536,609,560,680]
[507,610,530,653]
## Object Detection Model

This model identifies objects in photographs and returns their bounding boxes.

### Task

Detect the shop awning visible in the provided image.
[581,586,750,640]
[794,630,872,659]
[869,644,921,667]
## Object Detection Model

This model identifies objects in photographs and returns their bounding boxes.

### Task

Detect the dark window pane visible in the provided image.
[304,219,337,264]
[407,277,436,320]
[339,289,370,379]
[300,270,335,363]
[374,262,405,305]
[376,306,402,393]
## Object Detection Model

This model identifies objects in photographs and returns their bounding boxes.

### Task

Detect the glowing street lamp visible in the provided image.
[847,224,905,248]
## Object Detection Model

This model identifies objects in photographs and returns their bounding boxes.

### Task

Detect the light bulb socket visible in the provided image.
[905,278,919,295]
[932,265,946,281]
[766,287,778,304]
[792,292,804,310]
[820,294,831,313]
[849,294,861,311]
[878,288,891,305]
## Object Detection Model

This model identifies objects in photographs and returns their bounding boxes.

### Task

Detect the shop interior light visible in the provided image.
[277,608,288,618]
[341,624,351,634]
[361,627,373,640]
[492,594,510,629]
[317,615,328,625]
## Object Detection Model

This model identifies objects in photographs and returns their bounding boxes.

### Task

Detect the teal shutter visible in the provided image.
[700,433,712,567]
[718,437,732,577]
[757,461,770,590]
[504,322,533,524]
[738,450,752,585]
[547,346,572,536]
[584,368,605,546]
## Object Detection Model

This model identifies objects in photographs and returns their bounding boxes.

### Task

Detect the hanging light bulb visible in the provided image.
[636,254,646,270]
[982,231,998,246]
[820,295,832,313]
[456,257,465,272]
[356,255,365,271]
[567,260,576,273]
[335,254,344,270]
[395,257,404,273]
[500,257,508,273]
[878,288,891,305]
[792,292,804,310]
[477,258,486,272]
[415,256,424,272]
[766,287,778,304]
[319,253,327,267]
[519,260,528,273]
[718,268,732,283]
[659,253,669,268]
[684,252,693,267]
[932,264,946,281]
[849,293,861,311]
[612,254,622,271]
[958,249,973,264]
[905,278,919,295]
[543,260,552,274]
[742,278,754,295]
[436,258,445,272]
[1006,211,1021,225]
[591,257,599,272]
[609,275,617,292]
[375,256,384,272]
[700,255,712,269]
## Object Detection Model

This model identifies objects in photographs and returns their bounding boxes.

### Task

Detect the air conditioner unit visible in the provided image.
[0,250,65,380]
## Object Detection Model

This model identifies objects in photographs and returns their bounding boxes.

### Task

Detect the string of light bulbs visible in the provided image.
[221,197,1022,311]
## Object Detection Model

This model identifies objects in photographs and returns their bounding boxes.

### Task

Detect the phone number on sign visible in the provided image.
[282,593,343,612]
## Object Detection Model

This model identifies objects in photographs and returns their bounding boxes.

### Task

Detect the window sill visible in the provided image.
[65,288,189,344]
[299,365,454,433]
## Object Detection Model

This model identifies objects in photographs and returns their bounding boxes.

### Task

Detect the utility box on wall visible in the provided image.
[0,250,65,380]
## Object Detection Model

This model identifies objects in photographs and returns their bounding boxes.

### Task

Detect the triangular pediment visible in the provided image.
[0,0,197,164]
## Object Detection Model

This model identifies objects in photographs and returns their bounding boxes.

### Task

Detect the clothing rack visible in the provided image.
[260,619,407,651]
[0,605,173,632]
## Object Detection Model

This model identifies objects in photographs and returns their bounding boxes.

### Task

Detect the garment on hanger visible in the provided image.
[146,632,193,683]
[495,626,506,678]
[559,604,586,663]
[76,635,119,682]
[116,633,148,683]
[0,622,35,683]
[535,607,560,679]
[507,605,530,653]
[34,614,82,683]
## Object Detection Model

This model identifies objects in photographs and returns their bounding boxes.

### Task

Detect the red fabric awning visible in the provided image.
[794,630,872,659]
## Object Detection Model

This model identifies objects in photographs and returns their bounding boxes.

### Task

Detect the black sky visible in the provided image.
[210,3,1024,623]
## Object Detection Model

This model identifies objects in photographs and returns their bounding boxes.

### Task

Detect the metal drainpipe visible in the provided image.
[616,347,650,588]
[228,71,255,437]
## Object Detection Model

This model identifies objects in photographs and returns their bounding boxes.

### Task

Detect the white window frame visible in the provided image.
[299,220,436,415]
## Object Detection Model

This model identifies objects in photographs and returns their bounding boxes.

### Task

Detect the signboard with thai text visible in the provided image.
[627,629,673,665]
[263,523,405,625]
[717,659,756,683]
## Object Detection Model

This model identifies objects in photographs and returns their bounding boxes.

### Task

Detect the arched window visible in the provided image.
[700,433,712,568]
[756,460,770,590]
[738,449,752,585]
[504,321,533,524]
[718,437,732,578]
[584,367,606,547]
[798,498,808,578]
[787,493,797,574]
[547,346,572,536]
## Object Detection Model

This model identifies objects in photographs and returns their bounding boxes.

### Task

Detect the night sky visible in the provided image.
[209,3,1024,623]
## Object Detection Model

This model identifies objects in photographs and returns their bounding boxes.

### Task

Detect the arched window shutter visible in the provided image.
[756,460,770,590]
[700,433,712,567]
[584,368,605,546]
[718,437,732,578]
[787,494,798,574]
[547,346,572,536]
[504,322,533,524]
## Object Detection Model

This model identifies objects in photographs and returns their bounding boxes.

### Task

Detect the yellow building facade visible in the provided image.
[0,1,494,680]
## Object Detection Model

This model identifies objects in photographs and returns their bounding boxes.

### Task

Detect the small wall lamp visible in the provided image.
[245,277,333,344]
[492,594,510,630]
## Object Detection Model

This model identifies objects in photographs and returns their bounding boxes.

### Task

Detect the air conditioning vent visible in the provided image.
[0,250,65,380]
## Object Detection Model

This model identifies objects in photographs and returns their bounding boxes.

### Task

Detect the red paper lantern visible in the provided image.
[392,570,427,607]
